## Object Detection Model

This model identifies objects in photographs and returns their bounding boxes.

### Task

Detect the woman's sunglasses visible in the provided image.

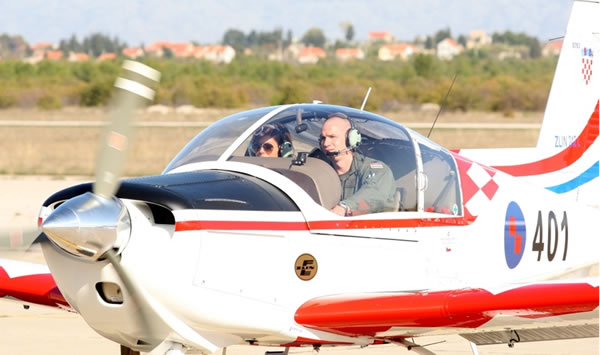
[251,142,275,153]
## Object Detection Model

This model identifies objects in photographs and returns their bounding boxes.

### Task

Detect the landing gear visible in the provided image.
[508,330,521,348]
[264,348,290,355]
[120,345,140,355]
[165,343,185,355]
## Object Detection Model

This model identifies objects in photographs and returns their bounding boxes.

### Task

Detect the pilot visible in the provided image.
[248,123,294,158]
[320,113,396,216]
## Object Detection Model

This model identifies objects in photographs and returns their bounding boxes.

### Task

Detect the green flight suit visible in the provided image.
[337,152,396,216]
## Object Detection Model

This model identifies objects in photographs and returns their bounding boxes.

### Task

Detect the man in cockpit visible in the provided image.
[320,113,396,216]
[248,123,294,158]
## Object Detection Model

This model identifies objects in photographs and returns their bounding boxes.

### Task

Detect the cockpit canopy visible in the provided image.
[165,104,462,216]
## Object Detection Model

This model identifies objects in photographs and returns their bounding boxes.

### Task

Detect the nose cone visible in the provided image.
[42,192,131,260]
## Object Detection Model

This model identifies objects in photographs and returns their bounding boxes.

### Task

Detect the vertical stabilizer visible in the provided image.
[536,0,599,150]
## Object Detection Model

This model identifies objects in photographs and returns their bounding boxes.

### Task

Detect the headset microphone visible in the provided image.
[326,147,351,156]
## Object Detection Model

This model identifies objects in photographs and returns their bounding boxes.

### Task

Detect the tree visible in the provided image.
[529,40,541,58]
[345,25,355,42]
[433,28,452,45]
[340,22,355,42]
[0,34,27,59]
[223,29,246,53]
[492,30,542,58]
[424,36,434,49]
[284,30,293,48]
[301,28,326,48]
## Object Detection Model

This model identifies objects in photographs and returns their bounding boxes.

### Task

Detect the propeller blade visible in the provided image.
[104,249,159,346]
[0,228,42,250]
[94,61,160,199]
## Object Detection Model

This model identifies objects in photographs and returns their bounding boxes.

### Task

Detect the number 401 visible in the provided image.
[532,211,568,262]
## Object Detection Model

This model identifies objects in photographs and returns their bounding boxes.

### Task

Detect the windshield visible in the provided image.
[164,106,276,172]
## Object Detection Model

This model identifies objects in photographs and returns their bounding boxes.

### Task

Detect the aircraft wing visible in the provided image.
[295,281,599,343]
[0,258,68,309]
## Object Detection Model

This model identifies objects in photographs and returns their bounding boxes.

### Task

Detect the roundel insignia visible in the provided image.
[504,201,526,269]
[295,253,318,281]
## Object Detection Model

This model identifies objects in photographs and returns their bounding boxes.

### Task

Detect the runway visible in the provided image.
[0,175,597,354]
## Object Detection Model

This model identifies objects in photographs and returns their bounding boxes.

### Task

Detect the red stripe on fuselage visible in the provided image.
[493,101,599,177]
[176,220,309,232]
[175,217,469,232]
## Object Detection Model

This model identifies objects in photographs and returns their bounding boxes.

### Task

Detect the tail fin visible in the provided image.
[471,1,600,206]
[536,0,599,150]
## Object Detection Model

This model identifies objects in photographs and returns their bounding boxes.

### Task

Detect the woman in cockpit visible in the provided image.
[248,123,294,158]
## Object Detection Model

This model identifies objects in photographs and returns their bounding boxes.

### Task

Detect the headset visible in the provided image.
[321,112,362,152]
[279,140,294,158]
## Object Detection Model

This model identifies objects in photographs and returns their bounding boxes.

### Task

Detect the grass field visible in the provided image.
[0,108,543,176]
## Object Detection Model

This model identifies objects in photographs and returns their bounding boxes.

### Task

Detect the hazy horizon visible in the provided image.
[1,0,573,47]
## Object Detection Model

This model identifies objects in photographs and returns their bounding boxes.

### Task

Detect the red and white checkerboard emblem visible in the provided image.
[454,156,499,221]
[581,47,593,85]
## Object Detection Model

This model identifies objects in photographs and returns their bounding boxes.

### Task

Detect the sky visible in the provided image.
[1,0,573,47]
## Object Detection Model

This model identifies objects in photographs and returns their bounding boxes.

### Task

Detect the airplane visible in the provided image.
[0,1,598,354]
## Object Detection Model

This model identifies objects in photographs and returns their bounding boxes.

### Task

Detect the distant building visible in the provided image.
[46,50,64,61]
[30,42,54,52]
[194,45,236,64]
[437,38,463,60]
[68,52,90,62]
[145,41,195,58]
[27,42,55,63]
[378,43,417,61]
[497,47,524,60]
[542,40,563,57]
[297,47,326,64]
[122,47,144,59]
[97,53,117,61]
[368,31,393,43]
[335,48,365,61]
[466,30,492,49]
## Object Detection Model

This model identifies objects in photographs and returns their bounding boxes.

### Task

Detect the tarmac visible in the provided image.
[0,175,597,355]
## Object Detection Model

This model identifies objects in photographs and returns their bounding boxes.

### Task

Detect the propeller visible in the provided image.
[39,60,162,350]
[41,60,159,258]
[1,61,160,255]
[94,60,160,199]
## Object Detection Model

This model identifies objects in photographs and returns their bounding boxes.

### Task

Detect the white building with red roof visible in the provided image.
[145,41,195,58]
[68,52,90,62]
[437,38,463,60]
[297,47,326,64]
[542,40,563,57]
[335,48,365,61]
[368,31,393,43]
[46,50,64,61]
[97,53,117,61]
[194,45,236,64]
[378,43,418,61]
[27,42,55,63]
[122,47,144,59]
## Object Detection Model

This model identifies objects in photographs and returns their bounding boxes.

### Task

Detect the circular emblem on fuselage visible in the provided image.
[504,201,526,269]
[295,253,318,281]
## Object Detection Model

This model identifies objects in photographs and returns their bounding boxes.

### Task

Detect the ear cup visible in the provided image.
[346,127,362,149]
[280,141,294,158]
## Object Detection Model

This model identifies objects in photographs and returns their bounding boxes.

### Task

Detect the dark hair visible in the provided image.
[249,123,293,157]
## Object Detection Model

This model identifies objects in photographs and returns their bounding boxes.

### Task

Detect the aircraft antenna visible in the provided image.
[360,87,372,111]
[427,73,457,138]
